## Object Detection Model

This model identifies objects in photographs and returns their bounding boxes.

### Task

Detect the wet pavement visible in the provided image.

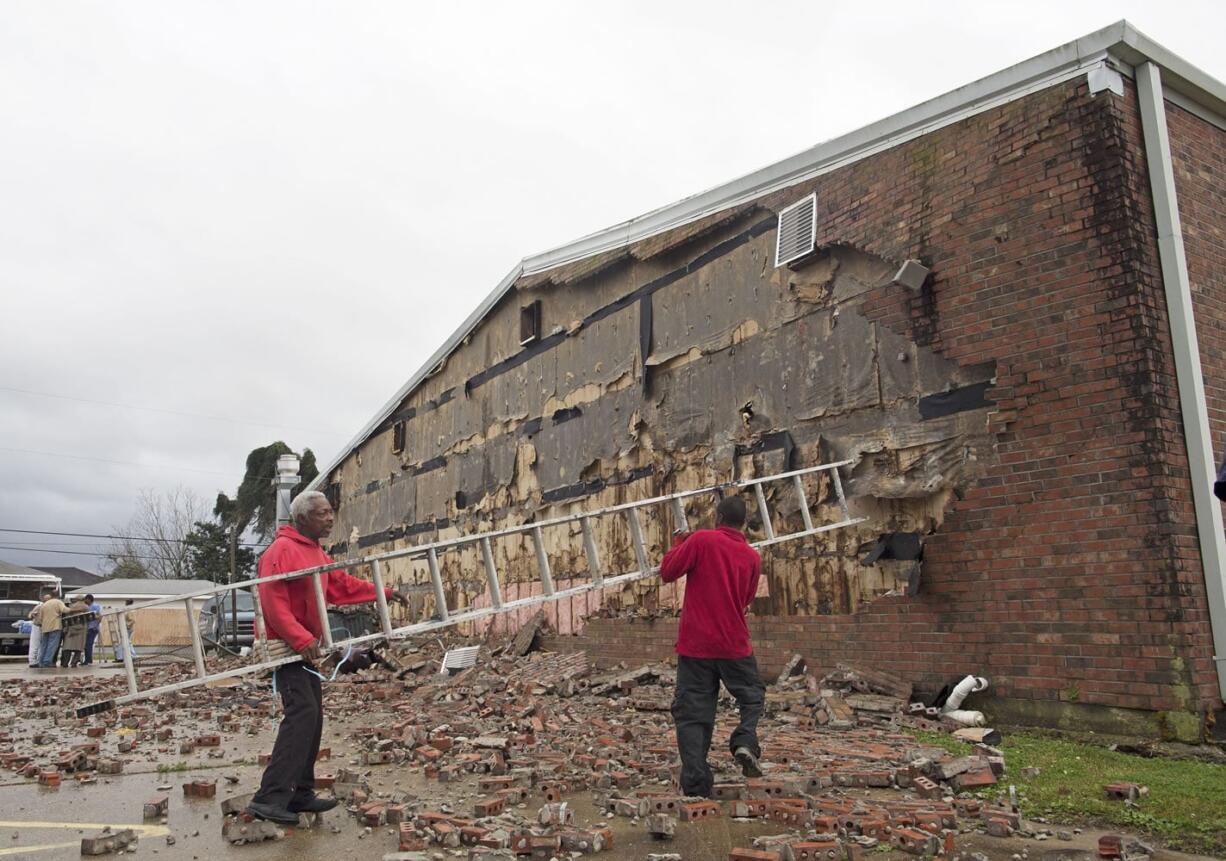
[0,645,1219,861]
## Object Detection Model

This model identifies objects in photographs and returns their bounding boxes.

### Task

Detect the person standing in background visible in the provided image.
[83,594,101,666]
[29,588,68,669]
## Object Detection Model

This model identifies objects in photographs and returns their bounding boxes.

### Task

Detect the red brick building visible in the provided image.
[314,22,1226,739]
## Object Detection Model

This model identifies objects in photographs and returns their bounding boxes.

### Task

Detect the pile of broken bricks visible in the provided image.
[0,637,1157,860]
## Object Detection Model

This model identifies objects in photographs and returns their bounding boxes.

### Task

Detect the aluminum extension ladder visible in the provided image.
[78,460,865,716]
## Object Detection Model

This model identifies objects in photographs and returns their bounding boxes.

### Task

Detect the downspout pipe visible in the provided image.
[1134,61,1226,703]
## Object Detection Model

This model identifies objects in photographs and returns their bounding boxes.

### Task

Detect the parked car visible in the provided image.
[197,590,377,653]
[0,600,38,655]
[197,591,256,650]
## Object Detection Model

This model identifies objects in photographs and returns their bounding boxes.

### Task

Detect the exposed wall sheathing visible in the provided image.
[324,209,994,635]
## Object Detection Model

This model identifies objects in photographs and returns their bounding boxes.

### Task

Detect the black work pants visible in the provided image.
[252,662,323,808]
[670,654,765,798]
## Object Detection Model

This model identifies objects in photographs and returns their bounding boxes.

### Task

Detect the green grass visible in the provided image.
[907,730,1226,855]
[156,760,191,773]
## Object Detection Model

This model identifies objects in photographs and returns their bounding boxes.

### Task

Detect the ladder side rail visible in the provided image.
[752,516,869,548]
[98,566,666,712]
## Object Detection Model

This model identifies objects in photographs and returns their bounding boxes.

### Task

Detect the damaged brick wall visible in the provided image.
[323,218,991,632]
[322,75,1222,716]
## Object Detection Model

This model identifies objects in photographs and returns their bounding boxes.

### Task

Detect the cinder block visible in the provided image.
[788,839,843,860]
[474,796,505,818]
[679,800,721,821]
[143,795,168,819]
[893,828,939,855]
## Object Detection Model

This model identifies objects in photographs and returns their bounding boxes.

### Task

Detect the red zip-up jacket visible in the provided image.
[659,526,761,659]
[257,525,392,652]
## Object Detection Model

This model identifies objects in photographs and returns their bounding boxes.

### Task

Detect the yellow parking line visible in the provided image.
[0,839,79,857]
[0,822,169,857]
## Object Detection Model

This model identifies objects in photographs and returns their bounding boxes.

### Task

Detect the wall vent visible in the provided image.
[774,192,817,268]
[520,300,542,345]
[392,420,406,454]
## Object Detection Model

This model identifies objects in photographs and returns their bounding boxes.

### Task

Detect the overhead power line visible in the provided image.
[0,527,267,548]
[0,446,235,477]
[0,545,161,560]
[0,384,347,437]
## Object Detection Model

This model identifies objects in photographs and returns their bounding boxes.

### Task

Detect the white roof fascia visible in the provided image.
[0,572,62,583]
[310,20,1226,492]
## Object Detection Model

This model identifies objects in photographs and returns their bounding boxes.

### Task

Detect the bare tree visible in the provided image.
[107,487,208,580]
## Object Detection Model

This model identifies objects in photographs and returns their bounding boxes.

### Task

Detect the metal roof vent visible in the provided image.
[774,192,817,268]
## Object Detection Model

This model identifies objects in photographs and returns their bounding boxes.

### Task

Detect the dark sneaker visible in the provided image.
[734,746,763,778]
[245,801,300,824]
[289,795,338,814]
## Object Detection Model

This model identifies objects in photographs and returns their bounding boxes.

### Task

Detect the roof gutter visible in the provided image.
[1135,61,1226,703]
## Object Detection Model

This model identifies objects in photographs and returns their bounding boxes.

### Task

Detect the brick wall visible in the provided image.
[554,78,1223,715]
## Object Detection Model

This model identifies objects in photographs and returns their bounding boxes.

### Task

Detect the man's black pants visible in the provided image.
[670,654,765,798]
[252,662,323,809]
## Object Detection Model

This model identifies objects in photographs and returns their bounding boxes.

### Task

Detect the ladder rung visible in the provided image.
[480,537,502,609]
[532,526,554,596]
[117,611,136,696]
[670,497,689,532]
[427,548,449,621]
[753,482,775,540]
[626,507,651,576]
[185,598,207,680]
[311,573,333,649]
[370,559,394,639]
[581,516,602,585]
[792,474,814,532]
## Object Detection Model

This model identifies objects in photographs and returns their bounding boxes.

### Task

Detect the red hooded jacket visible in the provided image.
[257,525,391,652]
[659,526,761,659]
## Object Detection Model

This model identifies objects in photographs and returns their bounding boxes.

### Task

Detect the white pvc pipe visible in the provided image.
[943,709,986,727]
[943,675,989,712]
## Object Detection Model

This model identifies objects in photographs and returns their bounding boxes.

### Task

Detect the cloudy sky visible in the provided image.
[2,1,1222,573]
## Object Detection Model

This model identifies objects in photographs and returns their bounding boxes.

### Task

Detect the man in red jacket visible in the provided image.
[660,494,765,798]
[247,490,406,824]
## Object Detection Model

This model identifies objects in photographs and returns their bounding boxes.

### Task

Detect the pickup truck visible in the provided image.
[0,600,39,655]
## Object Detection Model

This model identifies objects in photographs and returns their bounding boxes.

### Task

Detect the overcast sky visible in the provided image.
[1,1,1222,574]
